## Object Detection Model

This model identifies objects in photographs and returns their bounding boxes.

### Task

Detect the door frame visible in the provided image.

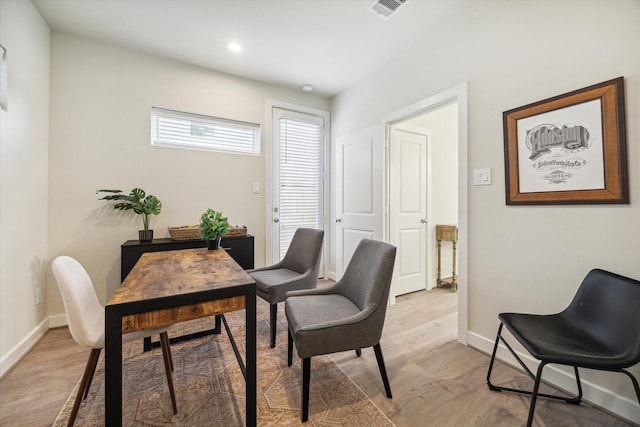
[265,99,330,275]
[381,82,468,344]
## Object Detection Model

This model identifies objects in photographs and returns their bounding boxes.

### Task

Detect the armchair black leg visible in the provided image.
[270,304,277,348]
[373,343,392,398]
[355,348,362,357]
[302,357,311,422]
[287,329,294,366]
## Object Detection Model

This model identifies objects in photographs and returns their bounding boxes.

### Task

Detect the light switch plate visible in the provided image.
[474,168,492,186]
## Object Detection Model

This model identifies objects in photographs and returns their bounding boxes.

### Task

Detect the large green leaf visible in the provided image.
[97,187,162,231]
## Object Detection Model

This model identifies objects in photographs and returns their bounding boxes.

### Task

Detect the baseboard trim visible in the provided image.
[0,319,49,379]
[467,331,640,424]
[48,313,68,328]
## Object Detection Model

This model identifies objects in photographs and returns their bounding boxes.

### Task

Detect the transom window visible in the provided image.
[151,107,260,155]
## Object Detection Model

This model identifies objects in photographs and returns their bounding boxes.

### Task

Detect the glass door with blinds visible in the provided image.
[271,108,325,271]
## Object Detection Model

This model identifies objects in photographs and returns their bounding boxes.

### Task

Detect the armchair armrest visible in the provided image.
[287,282,340,298]
[247,259,285,273]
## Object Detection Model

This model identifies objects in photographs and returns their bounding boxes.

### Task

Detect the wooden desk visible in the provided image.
[105,248,256,426]
[121,236,255,351]
[121,235,255,281]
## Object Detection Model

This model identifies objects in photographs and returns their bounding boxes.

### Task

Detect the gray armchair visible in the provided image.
[248,227,324,347]
[285,238,397,422]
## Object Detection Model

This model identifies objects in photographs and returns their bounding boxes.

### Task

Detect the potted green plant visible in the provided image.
[199,209,230,250]
[97,188,162,242]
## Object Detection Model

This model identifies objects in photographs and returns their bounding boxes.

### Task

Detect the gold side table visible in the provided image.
[436,224,458,292]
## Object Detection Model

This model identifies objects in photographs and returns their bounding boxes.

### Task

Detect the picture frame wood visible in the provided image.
[503,76,628,205]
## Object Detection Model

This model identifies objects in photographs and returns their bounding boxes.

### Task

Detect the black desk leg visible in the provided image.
[105,309,123,427]
[142,314,223,352]
[245,291,257,427]
[214,314,222,334]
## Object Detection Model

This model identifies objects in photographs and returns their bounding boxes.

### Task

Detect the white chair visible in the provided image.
[52,256,177,426]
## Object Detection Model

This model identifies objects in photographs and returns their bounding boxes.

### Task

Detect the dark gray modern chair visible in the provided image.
[248,228,324,347]
[285,238,397,422]
[487,268,640,427]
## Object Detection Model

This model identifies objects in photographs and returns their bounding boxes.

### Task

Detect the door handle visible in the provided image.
[335,218,342,223]
[274,218,280,223]
[421,219,428,224]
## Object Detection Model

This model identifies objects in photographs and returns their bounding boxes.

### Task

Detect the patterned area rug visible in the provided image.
[54,301,394,426]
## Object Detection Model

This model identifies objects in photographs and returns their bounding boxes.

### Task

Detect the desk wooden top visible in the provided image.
[108,248,254,307]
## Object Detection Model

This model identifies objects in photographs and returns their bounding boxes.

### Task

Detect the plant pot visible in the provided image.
[207,237,221,250]
[139,229,154,242]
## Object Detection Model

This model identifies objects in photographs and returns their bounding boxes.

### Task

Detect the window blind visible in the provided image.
[278,112,324,259]
[151,107,260,155]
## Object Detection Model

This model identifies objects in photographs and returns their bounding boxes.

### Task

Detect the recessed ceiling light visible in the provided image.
[301,84,313,93]
[227,42,242,53]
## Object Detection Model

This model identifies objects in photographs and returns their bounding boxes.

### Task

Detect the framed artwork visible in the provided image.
[503,77,628,205]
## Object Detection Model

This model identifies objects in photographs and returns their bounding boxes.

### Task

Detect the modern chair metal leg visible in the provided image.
[569,366,583,404]
[302,357,311,422]
[270,304,277,348]
[488,323,583,404]
[159,333,178,414]
[82,347,101,399]
[287,329,294,366]
[527,362,547,427]
[488,323,585,427]
[486,324,503,391]
[69,348,101,427]
[620,368,640,404]
[373,343,392,398]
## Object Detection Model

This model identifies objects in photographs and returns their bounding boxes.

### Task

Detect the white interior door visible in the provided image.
[335,126,383,278]
[389,125,428,296]
[271,108,325,272]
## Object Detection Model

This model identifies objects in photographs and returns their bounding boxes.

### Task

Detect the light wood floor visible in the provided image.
[0,288,636,426]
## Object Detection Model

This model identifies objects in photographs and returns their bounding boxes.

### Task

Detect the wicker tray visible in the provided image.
[225,226,248,237]
[168,225,202,240]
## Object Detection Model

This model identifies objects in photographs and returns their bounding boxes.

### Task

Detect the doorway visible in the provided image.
[382,83,468,344]
[333,83,468,343]
[388,103,458,298]
[266,101,330,277]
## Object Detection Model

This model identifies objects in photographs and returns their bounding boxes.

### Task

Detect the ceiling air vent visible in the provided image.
[370,0,407,19]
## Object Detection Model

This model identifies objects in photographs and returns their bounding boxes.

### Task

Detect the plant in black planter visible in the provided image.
[97,188,162,242]
[199,209,230,250]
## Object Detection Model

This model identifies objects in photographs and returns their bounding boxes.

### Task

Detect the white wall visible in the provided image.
[0,0,50,377]
[331,0,640,421]
[47,33,330,320]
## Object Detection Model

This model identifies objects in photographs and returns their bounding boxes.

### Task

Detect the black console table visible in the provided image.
[120,235,255,351]
[121,235,254,281]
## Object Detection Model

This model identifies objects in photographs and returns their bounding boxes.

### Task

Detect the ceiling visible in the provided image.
[33,0,467,98]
